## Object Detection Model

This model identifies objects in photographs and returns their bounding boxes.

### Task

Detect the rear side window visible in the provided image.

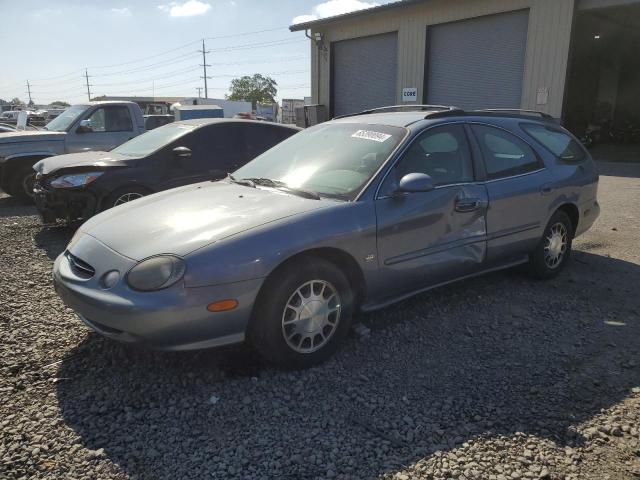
[471,125,541,180]
[244,124,298,160]
[521,123,586,162]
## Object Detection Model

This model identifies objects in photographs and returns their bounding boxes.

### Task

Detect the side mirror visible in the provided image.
[173,146,192,158]
[76,119,92,133]
[397,173,435,194]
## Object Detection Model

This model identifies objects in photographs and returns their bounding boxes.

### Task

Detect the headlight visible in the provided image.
[50,171,104,189]
[126,256,186,291]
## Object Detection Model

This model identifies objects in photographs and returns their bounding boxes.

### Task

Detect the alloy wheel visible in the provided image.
[113,192,143,206]
[544,222,568,269]
[21,173,35,199]
[281,279,341,354]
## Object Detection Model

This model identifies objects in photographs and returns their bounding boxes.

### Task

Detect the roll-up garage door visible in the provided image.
[332,32,398,117]
[426,10,529,110]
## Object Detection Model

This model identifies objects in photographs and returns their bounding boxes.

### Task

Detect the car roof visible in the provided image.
[329,106,558,128]
[331,111,441,127]
[175,118,302,130]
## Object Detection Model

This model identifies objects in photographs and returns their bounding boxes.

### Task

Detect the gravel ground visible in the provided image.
[1,161,639,480]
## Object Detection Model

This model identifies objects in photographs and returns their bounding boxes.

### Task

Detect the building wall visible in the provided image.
[309,0,575,117]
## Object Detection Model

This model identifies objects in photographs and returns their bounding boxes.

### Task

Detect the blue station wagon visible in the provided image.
[53,106,600,369]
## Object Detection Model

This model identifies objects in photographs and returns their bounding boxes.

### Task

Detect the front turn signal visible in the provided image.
[207,299,239,312]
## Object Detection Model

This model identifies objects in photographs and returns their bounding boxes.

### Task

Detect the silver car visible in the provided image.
[53,106,600,369]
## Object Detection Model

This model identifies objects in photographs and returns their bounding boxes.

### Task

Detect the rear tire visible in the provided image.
[103,186,151,211]
[528,210,573,279]
[249,257,354,370]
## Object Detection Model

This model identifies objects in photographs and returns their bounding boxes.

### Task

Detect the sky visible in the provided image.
[0,0,394,106]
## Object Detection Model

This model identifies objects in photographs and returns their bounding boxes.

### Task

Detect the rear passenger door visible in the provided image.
[190,123,245,180]
[469,124,553,264]
[243,124,297,164]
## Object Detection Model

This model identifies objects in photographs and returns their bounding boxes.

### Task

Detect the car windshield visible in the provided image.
[232,122,406,200]
[112,123,195,157]
[43,105,89,132]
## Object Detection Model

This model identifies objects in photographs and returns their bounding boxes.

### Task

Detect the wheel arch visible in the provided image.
[4,153,51,173]
[556,203,579,236]
[253,247,367,317]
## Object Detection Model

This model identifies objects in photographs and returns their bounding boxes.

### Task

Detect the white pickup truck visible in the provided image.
[0,101,145,200]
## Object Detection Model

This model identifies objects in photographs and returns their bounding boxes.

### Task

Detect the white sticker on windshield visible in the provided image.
[351,130,392,143]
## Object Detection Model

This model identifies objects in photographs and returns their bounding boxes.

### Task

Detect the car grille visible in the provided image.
[65,251,95,279]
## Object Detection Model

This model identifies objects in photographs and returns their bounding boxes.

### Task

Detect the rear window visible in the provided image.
[521,124,586,162]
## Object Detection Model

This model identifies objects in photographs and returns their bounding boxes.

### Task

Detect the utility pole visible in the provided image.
[84,69,92,101]
[199,39,211,99]
[196,87,203,98]
[26,80,33,105]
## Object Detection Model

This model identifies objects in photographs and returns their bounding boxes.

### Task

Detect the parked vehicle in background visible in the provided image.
[0,110,21,122]
[0,124,16,133]
[173,105,223,121]
[52,106,599,369]
[256,103,278,122]
[0,101,145,200]
[45,108,66,122]
[33,119,300,223]
[281,98,305,125]
[144,114,174,130]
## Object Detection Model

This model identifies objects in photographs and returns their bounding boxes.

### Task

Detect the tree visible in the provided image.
[227,74,277,109]
[51,101,70,107]
[10,97,24,106]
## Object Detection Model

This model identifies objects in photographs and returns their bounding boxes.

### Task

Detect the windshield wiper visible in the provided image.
[237,177,321,200]
[227,173,255,187]
[276,185,321,200]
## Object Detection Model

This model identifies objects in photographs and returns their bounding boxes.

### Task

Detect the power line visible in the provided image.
[1,27,305,91]
[91,66,201,88]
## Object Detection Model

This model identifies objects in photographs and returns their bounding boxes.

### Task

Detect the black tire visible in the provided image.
[528,210,573,279]
[249,257,354,370]
[103,185,151,211]
[10,163,36,202]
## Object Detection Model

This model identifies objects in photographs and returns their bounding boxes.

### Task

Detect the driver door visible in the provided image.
[65,106,135,153]
[375,124,489,296]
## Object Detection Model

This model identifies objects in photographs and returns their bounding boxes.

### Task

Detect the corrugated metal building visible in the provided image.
[290,0,640,132]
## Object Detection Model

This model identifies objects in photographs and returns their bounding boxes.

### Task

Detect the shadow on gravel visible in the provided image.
[0,195,37,218]
[34,225,76,260]
[56,251,640,479]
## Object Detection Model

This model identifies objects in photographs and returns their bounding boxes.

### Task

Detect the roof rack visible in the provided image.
[472,109,556,121]
[333,105,462,119]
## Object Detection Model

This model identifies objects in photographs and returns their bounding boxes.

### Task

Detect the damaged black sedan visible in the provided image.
[32,118,299,223]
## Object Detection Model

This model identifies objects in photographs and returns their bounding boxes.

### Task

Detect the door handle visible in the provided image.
[455,198,483,212]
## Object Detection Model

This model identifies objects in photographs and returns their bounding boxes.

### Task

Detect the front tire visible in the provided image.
[528,210,573,279]
[249,257,354,370]
[10,164,36,202]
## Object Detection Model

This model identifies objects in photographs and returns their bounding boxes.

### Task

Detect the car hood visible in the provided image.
[0,130,65,145]
[34,151,133,175]
[77,181,335,260]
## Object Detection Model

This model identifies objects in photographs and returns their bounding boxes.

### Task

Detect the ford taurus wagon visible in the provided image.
[53,106,599,369]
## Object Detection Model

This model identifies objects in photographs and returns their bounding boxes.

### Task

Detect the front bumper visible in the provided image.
[53,234,263,351]
[33,179,98,223]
